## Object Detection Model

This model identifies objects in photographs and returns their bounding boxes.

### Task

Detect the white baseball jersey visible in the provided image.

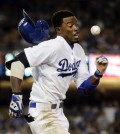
[24,36,89,103]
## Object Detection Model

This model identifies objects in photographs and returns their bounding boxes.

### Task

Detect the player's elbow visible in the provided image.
[10,61,25,80]
[5,59,17,70]
[78,77,98,96]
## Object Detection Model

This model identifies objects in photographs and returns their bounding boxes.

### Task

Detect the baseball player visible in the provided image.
[5,10,108,134]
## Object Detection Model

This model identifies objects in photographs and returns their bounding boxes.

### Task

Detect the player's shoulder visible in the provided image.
[35,36,61,55]
[38,36,60,47]
[74,43,85,53]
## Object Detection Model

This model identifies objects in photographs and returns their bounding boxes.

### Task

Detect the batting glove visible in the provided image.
[9,94,23,118]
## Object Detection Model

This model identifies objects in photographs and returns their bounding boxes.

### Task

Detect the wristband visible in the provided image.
[94,69,103,79]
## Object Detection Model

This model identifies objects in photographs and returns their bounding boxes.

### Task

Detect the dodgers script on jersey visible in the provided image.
[24,36,89,102]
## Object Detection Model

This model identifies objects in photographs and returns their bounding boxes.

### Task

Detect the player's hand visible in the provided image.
[95,55,108,74]
[9,94,23,118]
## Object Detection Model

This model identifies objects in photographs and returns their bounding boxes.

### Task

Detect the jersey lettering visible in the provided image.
[57,58,81,77]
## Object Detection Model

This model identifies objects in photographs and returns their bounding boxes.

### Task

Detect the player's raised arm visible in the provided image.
[76,55,108,96]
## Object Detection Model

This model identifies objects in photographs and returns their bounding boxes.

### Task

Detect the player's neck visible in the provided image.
[69,43,74,49]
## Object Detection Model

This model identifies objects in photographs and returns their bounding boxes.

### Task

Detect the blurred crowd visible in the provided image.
[67,101,120,134]
[0,100,120,134]
[0,0,120,54]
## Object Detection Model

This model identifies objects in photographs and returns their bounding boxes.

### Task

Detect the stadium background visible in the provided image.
[0,0,120,133]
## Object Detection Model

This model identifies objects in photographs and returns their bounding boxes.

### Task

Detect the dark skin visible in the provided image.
[11,77,22,93]
[11,16,108,94]
[56,16,79,45]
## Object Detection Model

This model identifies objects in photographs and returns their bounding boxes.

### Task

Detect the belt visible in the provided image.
[29,101,63,110]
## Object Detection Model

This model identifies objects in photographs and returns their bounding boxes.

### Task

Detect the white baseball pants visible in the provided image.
[27,101,70,134]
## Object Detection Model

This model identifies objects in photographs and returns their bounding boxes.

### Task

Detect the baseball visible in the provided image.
[90,25,101,35]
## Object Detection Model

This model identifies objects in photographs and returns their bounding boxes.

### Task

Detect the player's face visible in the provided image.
[58,16,79,44]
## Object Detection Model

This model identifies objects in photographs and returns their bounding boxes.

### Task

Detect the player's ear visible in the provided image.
[56,27,61,34]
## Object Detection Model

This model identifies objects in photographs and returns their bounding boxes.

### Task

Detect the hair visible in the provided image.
[51,10,74,28]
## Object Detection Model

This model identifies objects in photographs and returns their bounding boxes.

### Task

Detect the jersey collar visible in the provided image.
[56,36,74,50]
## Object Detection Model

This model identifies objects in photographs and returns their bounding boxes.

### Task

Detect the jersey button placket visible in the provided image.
[72,50,75,63]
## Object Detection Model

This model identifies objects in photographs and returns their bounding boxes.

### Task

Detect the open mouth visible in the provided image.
[74,34,79,38]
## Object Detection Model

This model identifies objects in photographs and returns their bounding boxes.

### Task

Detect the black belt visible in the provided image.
[24,114,34,123]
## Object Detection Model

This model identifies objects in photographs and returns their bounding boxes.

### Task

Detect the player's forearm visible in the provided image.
[10,76,22,93]
[78,69,103,95]
[8,60,25,118]
[10,61,25,93]
[82,76,100,95]
[89,75,100,85]
[78,56,108,96]
[78,75,100,96]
